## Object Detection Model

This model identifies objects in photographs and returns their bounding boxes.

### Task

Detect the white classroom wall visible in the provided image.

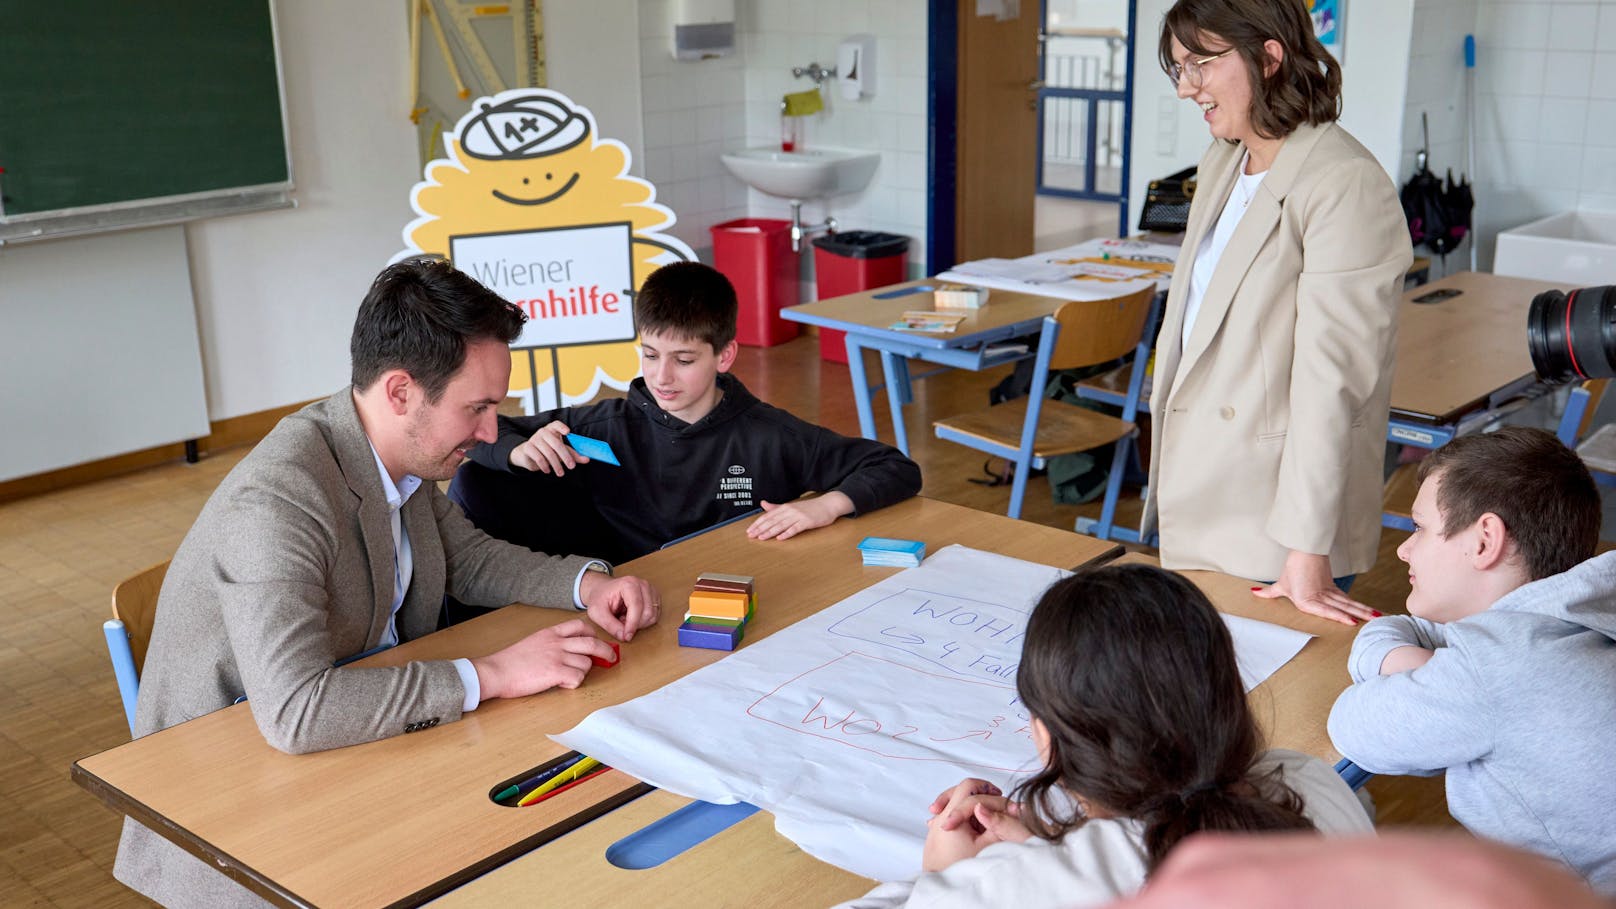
[184,0,421,421]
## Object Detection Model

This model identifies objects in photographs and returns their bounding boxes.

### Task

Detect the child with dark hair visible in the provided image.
[843,563,1370,908]
[450,260,920,565]
[1330,426,1616,894]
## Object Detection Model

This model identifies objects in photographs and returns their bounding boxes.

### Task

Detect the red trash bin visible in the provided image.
[711,219,800,347]
[812,231,910,363]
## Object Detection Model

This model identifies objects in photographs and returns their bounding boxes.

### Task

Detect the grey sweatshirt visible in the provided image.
[1328,551,1616,894]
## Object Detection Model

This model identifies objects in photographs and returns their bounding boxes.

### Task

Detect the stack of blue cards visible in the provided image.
[857,536,926,568]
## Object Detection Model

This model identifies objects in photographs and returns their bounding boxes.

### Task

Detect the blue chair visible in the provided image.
[105,560,168,735]
[1555,380,1616,488]
[932,286,1157,540]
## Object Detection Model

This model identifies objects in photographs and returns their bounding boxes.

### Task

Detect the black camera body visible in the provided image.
[1528,286,1616,383]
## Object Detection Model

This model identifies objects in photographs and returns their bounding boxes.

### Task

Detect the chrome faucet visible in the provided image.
[788,200,836,253]
[792,62,837,84]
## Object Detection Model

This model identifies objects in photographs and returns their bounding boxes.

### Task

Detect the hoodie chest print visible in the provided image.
[715,463,754,508]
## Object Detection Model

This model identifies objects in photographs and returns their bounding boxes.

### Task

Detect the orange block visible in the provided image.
[687,589,749,620]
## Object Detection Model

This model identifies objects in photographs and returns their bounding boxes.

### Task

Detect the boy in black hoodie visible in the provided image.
[450,261,921,565]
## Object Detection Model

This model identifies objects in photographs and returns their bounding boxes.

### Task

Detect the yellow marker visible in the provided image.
[517,757,602,806]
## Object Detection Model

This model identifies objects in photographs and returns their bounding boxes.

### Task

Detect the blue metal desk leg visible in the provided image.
[879,349,912,456]
[844,334,879,441]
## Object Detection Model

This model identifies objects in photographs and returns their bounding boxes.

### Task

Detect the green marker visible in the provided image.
[493,783,521,803]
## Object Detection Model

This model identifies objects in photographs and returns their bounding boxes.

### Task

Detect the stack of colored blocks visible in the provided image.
[677,573,756,651]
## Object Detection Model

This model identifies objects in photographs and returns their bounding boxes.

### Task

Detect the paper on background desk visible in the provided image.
[938,237,1180,302]
[553,546,1311,882]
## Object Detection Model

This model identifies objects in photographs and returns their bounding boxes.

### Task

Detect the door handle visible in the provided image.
[1027,80,1046,91]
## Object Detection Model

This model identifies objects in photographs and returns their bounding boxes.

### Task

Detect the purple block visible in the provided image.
[677,620,743,651]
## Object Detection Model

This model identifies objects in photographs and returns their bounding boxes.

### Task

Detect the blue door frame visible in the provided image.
[926,0,1138,275]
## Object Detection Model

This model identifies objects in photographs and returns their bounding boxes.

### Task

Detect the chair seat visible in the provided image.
[1577,423,1616,474]
[1075,362,1153,406]
[935,398,1134,459]
[1382,462,1419,521]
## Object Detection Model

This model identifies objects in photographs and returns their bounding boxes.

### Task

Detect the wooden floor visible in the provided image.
[1,334,1455,907]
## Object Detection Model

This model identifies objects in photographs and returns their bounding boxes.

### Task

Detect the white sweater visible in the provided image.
[837,750,1372,909]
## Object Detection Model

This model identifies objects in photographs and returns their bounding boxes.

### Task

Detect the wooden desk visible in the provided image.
[1388,271,1567,441]
[73,498,1121,908]
[436,553,1358,907]
[782,280,1070,455]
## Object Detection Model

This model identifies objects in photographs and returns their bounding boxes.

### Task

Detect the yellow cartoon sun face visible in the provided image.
[403,90,693,406]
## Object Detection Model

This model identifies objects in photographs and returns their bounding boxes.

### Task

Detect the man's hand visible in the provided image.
[745,492,854,541]
[579,571,660,641]
[509,420,586,475]
[1252,550,1379,625]
[469,619,616,701]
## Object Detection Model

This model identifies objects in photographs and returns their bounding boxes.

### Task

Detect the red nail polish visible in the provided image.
[1250,586,1262,592]
[1371,610,1383,618]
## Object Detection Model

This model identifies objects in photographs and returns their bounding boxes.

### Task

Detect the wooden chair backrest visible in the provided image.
[1576,379,1610,441]
[1047,285,1156,372]
[112,560,168,675]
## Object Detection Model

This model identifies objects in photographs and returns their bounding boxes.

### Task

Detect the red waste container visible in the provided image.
[711,219,800,347]
[812,231,910,363]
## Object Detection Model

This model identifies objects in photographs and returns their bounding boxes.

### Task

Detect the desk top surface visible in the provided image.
[1390,271,1569,423]
[73,498,1119,908]
[781,279,1069,347]
[436,552,1361,908]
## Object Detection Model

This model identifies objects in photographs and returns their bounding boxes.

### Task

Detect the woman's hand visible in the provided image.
[922,778,1029,871]
[1251,550,1379,625]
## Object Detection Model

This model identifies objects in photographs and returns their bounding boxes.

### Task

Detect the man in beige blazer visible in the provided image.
[1144,121,1410,605]
[114,258,660,908]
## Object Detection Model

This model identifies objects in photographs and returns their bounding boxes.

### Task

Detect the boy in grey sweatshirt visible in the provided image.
[1329,427,1616,895]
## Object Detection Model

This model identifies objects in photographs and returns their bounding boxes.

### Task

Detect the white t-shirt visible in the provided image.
[1181,154,1267,352]
[838,749,1373,909]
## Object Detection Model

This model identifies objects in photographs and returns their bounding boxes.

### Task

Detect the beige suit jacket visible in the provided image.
[1143,122,1411,580]
[114,389,598,908]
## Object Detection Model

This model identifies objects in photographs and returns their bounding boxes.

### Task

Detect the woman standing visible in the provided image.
[1144,0,1410,624]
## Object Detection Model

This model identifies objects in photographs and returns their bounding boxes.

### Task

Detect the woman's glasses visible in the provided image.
[1169,49,1235,88]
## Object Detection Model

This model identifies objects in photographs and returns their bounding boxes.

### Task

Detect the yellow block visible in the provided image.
[688,590,749,620]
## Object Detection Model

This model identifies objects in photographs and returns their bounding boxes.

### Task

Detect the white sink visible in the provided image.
[1494,211,1616,285]
[720,147,880,200]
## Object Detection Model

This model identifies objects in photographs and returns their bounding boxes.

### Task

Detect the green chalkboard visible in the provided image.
[0,1,289,220]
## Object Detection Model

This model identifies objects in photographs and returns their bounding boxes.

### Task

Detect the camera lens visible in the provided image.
[1528,286,1616,382]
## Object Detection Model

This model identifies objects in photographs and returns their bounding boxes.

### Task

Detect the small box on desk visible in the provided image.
[934,285,989,310]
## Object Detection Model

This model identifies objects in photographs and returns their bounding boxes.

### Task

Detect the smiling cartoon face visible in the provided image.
[404,89,694,406]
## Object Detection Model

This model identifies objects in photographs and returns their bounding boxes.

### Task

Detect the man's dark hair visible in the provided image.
[633,261,738,351]
[1417,426,1601,580]
[350,257,525,401]
[1158,0,1342,142]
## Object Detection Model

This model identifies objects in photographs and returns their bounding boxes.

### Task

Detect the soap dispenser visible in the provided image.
[837,35,876,100]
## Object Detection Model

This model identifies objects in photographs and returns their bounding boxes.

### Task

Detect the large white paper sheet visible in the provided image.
[554,546,1312,882]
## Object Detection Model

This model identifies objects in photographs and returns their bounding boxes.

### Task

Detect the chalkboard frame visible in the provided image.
[0,1,295,243]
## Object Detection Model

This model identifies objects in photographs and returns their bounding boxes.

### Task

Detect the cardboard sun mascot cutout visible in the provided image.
[401,89,694,408]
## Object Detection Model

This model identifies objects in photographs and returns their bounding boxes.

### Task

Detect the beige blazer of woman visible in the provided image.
[1143,122,1411,581]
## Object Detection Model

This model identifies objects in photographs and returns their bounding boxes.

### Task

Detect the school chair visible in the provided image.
[932,286,1157,539]
[1555,379,1616,488]
[105,560,168,735]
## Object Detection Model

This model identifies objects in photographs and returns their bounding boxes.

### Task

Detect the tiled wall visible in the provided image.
[634,0,929,284]
[636,1,751,256]
[742,0,931,279]
[1406,0,1616,273]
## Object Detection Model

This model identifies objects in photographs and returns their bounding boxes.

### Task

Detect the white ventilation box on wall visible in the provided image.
[672,0,735,60]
